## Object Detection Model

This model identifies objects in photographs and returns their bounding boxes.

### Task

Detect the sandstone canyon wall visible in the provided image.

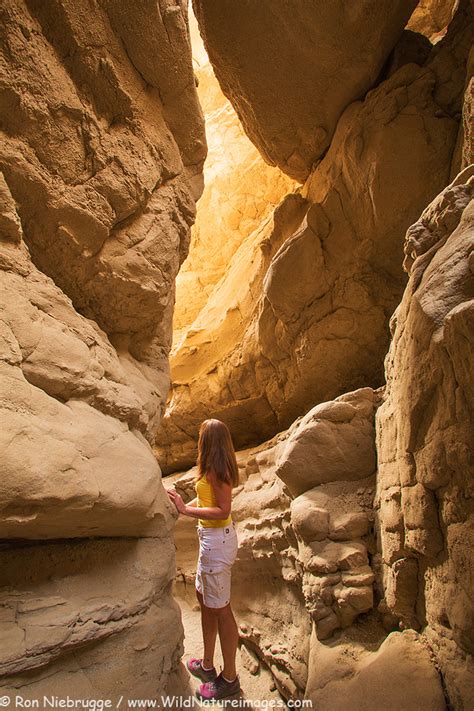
[165,1,473,709]
[157,0,472,474]
[376,166,474,708]
[0,0,472,708]
[169,165,474,703]
[173,11,295,342]
[0,0,205,701]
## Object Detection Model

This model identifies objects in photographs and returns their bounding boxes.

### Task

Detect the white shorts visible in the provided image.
[195,522,238,608]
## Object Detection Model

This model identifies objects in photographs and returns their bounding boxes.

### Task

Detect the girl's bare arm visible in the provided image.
[167,481,231,520]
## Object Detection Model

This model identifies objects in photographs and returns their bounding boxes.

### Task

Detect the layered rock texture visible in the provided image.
[167,387,378,698]
[0,0,204,701]
[170,171,474,703]
[165,1,473,709]
[157,0,472,474]
[376,166,474,708]
[1,0,473,708]
[167,384,458,708]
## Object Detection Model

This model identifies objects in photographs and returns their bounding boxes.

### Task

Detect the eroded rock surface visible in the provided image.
[167,382,455,707]
[0,0,204,700]
[376,166,474,707]
[167,388,379,697]
[306,629,446,711]
[193,0,418,181]
[158,10,472,472]
[408,0,458,39]
[1,0,473,707]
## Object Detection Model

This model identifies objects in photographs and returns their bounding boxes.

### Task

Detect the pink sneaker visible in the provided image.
[196,671,241,700]
[186,657,217,682]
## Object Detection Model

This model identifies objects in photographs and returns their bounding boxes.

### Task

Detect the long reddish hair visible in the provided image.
[197,419,239,487]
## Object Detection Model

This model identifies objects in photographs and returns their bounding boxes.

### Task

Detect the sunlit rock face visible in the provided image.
[192,0,418,181]
[376,166,474,708]
[0,0,204,700]
[163,3,473,707]
[157,4,471,474]
[173,11,295,340]
[408,0,458,39]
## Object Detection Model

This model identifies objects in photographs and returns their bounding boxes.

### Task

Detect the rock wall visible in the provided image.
[376,166,474,708]
[169,186,474,702]
[157,1,472,473]
[165,3,473,708]
[173,9,295,341]
[1,0,472,707]
[0,0,205,701]
[168,386,452,708]
[192,0,419,181]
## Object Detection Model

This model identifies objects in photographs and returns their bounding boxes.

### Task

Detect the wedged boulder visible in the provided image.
[275,389,376,498]
[193,0,418,181]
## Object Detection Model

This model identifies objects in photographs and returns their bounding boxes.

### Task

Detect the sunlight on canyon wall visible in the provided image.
[173,11,295,343]
[0,0,472,707]
[165,1,474,708]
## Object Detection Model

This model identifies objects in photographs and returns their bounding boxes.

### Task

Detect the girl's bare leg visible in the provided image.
[217,603,239,680]
[196,589,218,669]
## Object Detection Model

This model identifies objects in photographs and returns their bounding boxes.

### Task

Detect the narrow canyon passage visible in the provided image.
[164,0,474,708]
[0,0,472,709]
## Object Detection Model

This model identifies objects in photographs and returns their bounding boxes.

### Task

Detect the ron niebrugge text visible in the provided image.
[8,695,313,709]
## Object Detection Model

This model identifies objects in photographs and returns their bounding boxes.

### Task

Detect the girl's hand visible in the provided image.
[167,488,187,514]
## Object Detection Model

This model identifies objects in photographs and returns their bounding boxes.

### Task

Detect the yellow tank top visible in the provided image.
[195,473,232,528]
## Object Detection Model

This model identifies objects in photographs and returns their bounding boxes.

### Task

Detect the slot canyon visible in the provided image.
[0,0,473,708]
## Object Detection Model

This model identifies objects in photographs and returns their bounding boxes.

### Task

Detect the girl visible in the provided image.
[167,418,241,701]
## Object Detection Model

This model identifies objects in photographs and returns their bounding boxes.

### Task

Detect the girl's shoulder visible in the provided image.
[206,469,232,487]
[204,469,215,484]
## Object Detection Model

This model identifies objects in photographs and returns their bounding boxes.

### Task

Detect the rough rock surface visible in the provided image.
[0,243,174,539]
[168,390,378,691]
[192,0,418,181]
[0,538,189,701]
[157,11,472,472]
[459,45,474,169]
[1,0,473,707]
[167,387,447,706]
[408,0,458,39]
[376,166,474,707]
[306,628,446,711]
[169,163,474,708]
[0,0,205,701]
[275,389,376,498]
